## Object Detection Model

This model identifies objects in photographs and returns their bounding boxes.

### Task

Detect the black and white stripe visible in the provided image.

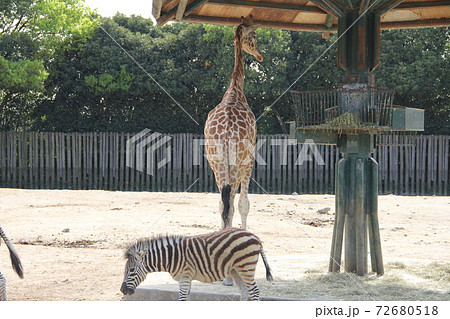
[121,227,272,301]
[0,225,24,301]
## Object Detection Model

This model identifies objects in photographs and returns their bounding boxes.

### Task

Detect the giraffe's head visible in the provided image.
[236,15,263,62]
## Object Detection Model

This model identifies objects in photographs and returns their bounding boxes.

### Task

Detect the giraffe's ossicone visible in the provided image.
[204,15,262,231]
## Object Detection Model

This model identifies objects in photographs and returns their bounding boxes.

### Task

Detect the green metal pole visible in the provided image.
[344,155,357,273]
[369,157,384,275]
[329,158,347,272]
[355,158,368,276]
[329,134,376,275]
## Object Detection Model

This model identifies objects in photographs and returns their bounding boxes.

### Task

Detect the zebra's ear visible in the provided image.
[136,250,146,258]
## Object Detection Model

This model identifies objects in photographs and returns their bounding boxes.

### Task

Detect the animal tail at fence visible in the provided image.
[260,248,273,282]
[0,226,24,278]
[221,184,232,228]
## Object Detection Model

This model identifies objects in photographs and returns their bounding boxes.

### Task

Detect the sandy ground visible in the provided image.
[0,188,449,301]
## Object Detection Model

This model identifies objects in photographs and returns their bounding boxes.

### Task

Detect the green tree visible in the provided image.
[375,28,449,134]
[0,0,96,129]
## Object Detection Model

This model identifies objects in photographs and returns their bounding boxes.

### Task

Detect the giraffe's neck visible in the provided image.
[230,26,245,92]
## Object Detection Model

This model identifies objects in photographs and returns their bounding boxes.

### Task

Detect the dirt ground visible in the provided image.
[0,188,449,301]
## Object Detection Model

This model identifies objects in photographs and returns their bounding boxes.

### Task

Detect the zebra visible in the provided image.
[121,227,273,301]
[0,225,24,301]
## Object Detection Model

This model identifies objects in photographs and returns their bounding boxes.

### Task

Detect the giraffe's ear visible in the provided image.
[242,14,254,26]
[247,14,254,25]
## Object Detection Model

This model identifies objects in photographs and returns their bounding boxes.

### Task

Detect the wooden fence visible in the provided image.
[0,132,448,195]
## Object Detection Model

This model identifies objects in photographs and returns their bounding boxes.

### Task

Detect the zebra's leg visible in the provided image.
[0,272,6,301]
[222,275,234,286]
[244,280,260,301]
[235,269,261,300]
[230,269,249,301]
[178,278,192,301]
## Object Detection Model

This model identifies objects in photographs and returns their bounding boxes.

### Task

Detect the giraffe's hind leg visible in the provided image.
[238,167,253,230]
[0,272,6,301]
[220,196,235,229]
[219,176,239,286]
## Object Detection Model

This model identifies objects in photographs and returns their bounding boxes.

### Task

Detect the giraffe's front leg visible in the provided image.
[178,278,192,301]
[238,193,250,230]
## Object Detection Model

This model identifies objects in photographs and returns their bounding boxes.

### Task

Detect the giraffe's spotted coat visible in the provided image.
[204,15,262,230]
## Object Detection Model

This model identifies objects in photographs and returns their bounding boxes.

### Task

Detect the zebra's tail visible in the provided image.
[260,248,273,282]
[221,184,232,228]
[0,226,24,279]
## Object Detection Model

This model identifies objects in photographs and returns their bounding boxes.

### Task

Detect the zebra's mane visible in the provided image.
[124,234,185,259]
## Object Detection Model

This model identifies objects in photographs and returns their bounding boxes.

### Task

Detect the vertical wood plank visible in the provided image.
[444,136,449,195]
[124,133,130,191]
[420,135,426,194]
[0,132,4,185]
[12,132,18,188]
[287,137,292,193]
[427,135,433,194]
[18,132,25,188]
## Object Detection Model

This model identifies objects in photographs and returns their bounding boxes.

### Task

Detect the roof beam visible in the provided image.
[207,0,326,14]
[152,0,163,19]
[325,14,334,28]
[157,0,210,25]
[180,15,450,31]
[184,0,210,16]
[395,1,450,10]
[156,5,178,25]
[176,0,189,20]
[310,0,345,17]
[381,18,450,30]
[376,0,406,16]
[157,0,450,27]
[345,0,354,10]
[181,14,338,32]
[359,0,370,14]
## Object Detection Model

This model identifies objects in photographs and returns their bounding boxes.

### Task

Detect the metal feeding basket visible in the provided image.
[291,88,395,131]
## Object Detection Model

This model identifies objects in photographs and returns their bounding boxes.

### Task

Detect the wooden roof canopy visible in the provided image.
[152,0,450,32]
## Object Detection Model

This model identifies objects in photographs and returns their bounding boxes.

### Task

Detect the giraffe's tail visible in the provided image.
[221,184,232,228]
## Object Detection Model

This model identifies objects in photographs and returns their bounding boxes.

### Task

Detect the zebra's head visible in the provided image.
[120,247,148,295]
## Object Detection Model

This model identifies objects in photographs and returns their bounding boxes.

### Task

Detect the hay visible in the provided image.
[258,261,450,301]
[313,111,389,131]
[322,112,362,128]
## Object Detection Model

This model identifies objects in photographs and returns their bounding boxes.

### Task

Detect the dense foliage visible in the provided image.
[1,1,448,134]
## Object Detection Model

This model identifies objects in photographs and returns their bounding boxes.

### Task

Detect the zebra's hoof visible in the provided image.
[222,277,234,286]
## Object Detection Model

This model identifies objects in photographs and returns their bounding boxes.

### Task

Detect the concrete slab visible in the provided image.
[122,285,300,301]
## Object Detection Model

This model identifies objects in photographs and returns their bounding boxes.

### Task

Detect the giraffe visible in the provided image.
[204,15,263,232]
